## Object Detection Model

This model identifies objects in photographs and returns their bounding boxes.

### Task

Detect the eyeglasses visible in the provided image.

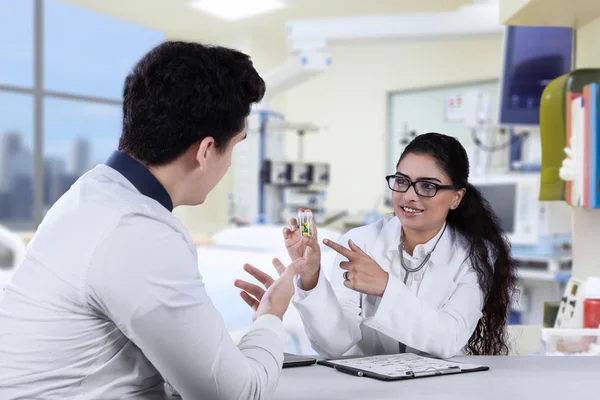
[385,175,459,198]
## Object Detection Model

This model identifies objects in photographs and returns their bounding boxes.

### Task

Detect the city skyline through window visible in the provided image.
[0,0,164,229]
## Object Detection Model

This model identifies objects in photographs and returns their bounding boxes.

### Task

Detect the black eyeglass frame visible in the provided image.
[385,174,461,198]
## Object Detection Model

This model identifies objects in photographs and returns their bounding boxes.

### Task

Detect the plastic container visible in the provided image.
[541,328,600,356]
[584,277,600,329]
[298,210,314,238]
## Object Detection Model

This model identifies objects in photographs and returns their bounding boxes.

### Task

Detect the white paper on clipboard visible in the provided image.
[326,353,484,378]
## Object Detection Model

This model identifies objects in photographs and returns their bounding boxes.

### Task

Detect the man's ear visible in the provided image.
[196,136,215,170]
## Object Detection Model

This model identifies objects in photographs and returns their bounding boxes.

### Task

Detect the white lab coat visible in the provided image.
[292,215,485,360]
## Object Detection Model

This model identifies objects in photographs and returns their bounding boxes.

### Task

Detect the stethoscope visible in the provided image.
[398,222,447,284]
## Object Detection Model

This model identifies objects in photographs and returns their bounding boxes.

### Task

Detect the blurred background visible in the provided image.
[2,0,600,356]
[0,0,506,233]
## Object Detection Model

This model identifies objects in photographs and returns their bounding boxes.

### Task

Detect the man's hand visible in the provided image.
[234,257,307,321]
[283,209,321,290]
[323,238,389,297]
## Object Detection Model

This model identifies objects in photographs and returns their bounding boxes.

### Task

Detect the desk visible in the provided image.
[274,356,596,399]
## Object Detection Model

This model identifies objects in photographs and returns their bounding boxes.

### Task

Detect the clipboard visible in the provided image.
[283,353,317,368]
[317,353,489,382]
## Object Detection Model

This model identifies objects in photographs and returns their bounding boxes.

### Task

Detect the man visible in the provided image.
[0,41,305,399]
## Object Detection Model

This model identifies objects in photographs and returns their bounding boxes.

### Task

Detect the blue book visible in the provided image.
[589,83,600,208]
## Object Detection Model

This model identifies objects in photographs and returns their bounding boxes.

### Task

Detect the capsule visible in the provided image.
[298,210,314,238]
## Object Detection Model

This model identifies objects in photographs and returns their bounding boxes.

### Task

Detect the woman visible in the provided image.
[238,132,517,359]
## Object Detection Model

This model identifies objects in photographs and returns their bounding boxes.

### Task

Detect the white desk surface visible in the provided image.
[274,356,596,400]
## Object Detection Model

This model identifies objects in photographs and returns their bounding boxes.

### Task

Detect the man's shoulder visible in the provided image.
[33,165,194,256]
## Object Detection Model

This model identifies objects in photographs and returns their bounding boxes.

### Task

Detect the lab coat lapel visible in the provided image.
[427,224,454,267]
[366,217,405,355]
[415,227,459,309]
[366,216,400,271]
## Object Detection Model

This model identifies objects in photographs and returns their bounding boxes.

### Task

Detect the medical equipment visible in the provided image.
[281,188,325,209]
[498,26,574,126]
[398,223,447,285]
[496,26,573,172]
[472,173,573,326]
[298,210,314,238]
[470,173,571,251]
[263,2,502,104]
[463,26,573,176]
[231,111,333,225]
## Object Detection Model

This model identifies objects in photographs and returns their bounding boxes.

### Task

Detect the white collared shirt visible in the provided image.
[0,162,285,400]
[293,215,485,359]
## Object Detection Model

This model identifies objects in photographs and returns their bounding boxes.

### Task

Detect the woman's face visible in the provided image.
[392,153,465,234]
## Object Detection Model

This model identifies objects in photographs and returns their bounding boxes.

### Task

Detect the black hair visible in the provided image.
[119,41,266,166]
[398,132,517,355]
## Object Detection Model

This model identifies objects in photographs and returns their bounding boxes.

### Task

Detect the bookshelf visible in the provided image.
[499,1,600,280]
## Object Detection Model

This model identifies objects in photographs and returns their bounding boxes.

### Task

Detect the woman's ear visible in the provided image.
[451,188,467,209]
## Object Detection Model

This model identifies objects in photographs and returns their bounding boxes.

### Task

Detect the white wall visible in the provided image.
[283,36,503,215]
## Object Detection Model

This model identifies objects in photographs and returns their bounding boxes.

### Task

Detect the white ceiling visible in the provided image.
[59,0,473,42]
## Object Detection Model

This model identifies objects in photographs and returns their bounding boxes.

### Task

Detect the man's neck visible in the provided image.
[147,164,180,207]
[401,223,445,256]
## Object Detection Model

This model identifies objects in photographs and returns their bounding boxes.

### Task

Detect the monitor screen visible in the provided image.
[499,26,573,125]
[475,183,516,234]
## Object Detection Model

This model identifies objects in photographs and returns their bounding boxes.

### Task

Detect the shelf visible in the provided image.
[512,254,571,264]
[500,0,600,28]
[517,267,571,282]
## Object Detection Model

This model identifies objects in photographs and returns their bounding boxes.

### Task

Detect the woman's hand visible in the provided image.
[323,238,389,297]
[283,209,321,290]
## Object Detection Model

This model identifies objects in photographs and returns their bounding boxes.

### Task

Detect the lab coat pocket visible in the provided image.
[418,274,458,309]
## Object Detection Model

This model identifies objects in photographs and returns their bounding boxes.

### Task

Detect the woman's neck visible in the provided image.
[401,223,445,256]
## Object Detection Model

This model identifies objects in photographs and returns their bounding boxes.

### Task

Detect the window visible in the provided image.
[43,99,121,211]
[0,0,34,88]
[0,93,35,229]
[44,0,164,99]
[0,0,164,227]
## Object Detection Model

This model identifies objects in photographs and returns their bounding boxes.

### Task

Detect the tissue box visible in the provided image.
[541,328,600,356]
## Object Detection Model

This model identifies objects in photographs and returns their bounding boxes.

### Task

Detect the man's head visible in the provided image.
[118,41,265,206]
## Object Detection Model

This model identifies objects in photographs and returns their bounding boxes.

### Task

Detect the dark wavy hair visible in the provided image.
[119,41,265,166]
[398,132,517,355]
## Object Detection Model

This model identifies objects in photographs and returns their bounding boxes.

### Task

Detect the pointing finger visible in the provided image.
[348,239,366,255]
[323,239,354,260]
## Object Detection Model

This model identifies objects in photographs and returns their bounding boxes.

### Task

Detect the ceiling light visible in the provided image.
[188,0,287,21]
